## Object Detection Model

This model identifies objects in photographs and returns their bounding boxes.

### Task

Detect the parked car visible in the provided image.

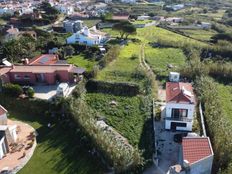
[173,133,188,143]
[56,83,69,97]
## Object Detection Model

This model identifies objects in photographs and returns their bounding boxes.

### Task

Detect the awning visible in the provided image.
[70,67,85,74]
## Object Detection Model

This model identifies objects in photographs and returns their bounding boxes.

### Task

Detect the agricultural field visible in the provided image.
[67,54,97,72]
[96,42,145,86]
[145,46,186,81]
[85,93,153,160]
[0,94,104,174]
[217,83,232,122]
[136,26,207,47]
[178,29,216,42]
[82,19,101,28]
[132,20,152,25]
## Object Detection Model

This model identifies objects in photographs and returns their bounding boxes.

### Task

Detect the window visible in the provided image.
[24,75,30,80]
[14,74,21,80]
[171,109,188,119]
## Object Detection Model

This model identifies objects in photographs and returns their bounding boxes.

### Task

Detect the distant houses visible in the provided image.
[63,20,83,33]
[66,26,108,46]
[3,26,37,42]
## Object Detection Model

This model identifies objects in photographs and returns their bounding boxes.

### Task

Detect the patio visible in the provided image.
[0,120,36,173]
[33,84,76,100]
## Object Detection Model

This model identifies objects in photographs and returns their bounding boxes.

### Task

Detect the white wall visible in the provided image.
[0,137,5,159]
[165,103,195,131]
[67,33,105,46]
[190,155,214,174]
[166,103,195,119]
[165,120,193,131]
[0,113,7,125]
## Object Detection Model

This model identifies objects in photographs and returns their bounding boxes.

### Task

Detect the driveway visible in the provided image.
[33,84,76,100]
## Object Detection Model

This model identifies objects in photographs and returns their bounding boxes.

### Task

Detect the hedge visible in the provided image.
[86,80,140,96]
[3,83,23,97]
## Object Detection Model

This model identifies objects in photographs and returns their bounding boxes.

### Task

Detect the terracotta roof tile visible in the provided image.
[182,137,213,165]
[166,82,195,104]
[29,54,59,65]
[0,105,7,116]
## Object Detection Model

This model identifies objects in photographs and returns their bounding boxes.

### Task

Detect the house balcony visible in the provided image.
[165,117,193,122]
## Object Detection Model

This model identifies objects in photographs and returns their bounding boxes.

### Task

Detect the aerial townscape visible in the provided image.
[0,0,232,174]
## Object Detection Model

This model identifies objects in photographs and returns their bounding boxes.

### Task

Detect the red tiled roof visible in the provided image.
[29,54,59,65]
[182,137,213,165]
[0,67,11,75]
[112,15,129,20]
[0,105,7,116]
[10,65,73,73]
[166,82,195,104]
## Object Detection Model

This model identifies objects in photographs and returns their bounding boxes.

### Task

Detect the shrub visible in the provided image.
[3,83,23,97]
[86,80,140,96]
[195,76,232,174]
[27,87,35,98]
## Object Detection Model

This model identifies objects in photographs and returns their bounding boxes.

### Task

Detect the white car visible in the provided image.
[56,83,69,97]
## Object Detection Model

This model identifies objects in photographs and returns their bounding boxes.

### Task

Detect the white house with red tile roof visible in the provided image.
[181,137,214,174]
[165,82,196,131]
[0,105,7,125]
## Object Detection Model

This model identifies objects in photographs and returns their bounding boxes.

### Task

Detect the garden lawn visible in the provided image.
[0,95,103,174]
[217,83,232,122]
[67,54,96,72]
[145,46,186,80]
[85,93,153,160]
[82,19,101,27]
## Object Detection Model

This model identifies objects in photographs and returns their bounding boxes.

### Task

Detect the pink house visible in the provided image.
[0,55,85,85]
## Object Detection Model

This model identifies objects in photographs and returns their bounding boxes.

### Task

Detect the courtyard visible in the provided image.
[0,120,36,173]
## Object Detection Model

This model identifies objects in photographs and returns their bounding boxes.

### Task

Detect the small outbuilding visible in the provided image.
[0,105,7,125]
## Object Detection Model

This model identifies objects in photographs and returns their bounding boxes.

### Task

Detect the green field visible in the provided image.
[67,54,96,72]
[82,19,101,27]
[145,46,186,78]
[217,83,232,122]
[85,93,153,161]
[136,26,207,46]
[0,95,103,174]
[179,29,216,41]
[97,42,144,84]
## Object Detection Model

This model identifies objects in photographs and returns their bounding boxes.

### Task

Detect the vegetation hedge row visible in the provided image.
[3,83,23,97]
[86,80,140,96]
[195,76,232,174]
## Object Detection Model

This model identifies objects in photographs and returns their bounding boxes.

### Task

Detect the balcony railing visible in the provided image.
[165,117,192,122]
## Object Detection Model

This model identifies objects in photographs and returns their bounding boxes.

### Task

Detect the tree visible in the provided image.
[63,45,75,57]
[112,21,136,39]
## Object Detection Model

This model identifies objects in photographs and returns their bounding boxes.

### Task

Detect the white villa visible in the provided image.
[66,26,108,46]
[165,82,196,131]
[0,105,17,159]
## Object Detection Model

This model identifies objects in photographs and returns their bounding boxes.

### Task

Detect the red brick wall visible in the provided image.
[44,73,55,85]
[9,72,36,85]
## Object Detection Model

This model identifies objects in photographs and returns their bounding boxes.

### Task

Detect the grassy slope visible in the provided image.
[85,93,150,146]
[179,29,216,41]
[67,54,96,72]
[217,83,232,122]
[84,93,153,163]
[96,43,143,84]
[145,46,186,78]
[0,95,103,174]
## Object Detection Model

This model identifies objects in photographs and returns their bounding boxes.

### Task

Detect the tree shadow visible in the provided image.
[138,117,154,169]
